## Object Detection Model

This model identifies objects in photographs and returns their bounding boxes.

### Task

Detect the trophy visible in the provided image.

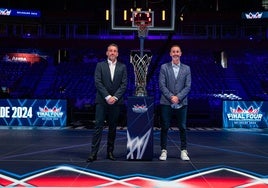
[130,50,152,96]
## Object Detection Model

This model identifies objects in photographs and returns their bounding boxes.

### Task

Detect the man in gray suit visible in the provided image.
[87,43,128,162]
[158,44,191,161]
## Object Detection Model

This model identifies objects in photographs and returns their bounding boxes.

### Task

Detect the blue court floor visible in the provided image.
[0,127,268,187]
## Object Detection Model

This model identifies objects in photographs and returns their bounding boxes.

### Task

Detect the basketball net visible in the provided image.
[130,20,151,96]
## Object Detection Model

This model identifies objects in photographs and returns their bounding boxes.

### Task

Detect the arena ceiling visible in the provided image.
[0,0,263,12]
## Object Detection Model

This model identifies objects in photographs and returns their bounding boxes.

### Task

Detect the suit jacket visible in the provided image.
[159,62,191,106]
[94,60,127,105]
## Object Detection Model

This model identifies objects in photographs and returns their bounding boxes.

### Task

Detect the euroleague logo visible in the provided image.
[245,12,263,19]
[0,9,11,16]
[37,106,64,120]
[132,104,148,113]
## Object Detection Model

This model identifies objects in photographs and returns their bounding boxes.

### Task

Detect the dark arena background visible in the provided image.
[0,0,268,187]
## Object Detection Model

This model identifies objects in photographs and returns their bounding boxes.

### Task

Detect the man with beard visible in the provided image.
[87,43,127,162]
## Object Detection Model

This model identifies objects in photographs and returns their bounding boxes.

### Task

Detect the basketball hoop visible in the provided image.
[135,21,149,38]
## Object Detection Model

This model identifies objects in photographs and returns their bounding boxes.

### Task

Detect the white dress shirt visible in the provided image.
[108,59,116,81]
[172,62,180,79]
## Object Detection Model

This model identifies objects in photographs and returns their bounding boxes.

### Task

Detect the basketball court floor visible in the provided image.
[0,127,267,187]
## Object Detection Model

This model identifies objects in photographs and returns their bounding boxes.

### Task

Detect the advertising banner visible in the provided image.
[3,53,41,63]
[241,11,268,19]
[0,8,40,17]
[223,101,268,129]
[0,99,67,127]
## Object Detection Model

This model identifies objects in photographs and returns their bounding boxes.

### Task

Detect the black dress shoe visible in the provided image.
[106,152,116,161]
[86,155,97,162]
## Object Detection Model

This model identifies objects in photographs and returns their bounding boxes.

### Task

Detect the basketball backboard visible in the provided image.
[111,0,176,31]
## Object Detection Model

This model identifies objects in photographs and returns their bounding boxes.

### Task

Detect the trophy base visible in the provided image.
[135,86,147,97]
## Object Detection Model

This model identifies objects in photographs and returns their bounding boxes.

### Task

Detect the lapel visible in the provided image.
[112,62,119,82]
[167,63,176,81]
[177,64,183,80]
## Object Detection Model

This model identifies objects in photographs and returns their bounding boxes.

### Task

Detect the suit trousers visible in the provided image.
[160,104,188,150]
[91,103,120,155]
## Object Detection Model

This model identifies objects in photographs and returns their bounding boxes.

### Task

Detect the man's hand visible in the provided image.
[170,96,179,104]
[107,96,117,105]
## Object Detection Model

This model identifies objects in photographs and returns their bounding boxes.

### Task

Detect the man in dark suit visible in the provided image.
[87,43,128,162]
[158,44,191,161]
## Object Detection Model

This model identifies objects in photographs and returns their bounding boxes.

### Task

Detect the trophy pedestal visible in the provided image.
[126,96,154,160]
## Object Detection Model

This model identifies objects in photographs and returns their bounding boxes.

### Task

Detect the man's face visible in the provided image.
[106,45,118,62]
[170,46,182,64]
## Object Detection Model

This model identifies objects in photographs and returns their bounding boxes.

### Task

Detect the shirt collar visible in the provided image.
[108,59,117,65]
[172,61,180,68]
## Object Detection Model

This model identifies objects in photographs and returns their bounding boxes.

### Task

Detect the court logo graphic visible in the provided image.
[0,165,267,187]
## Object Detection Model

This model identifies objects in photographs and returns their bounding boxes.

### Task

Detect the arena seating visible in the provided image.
[1,42,267,127]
